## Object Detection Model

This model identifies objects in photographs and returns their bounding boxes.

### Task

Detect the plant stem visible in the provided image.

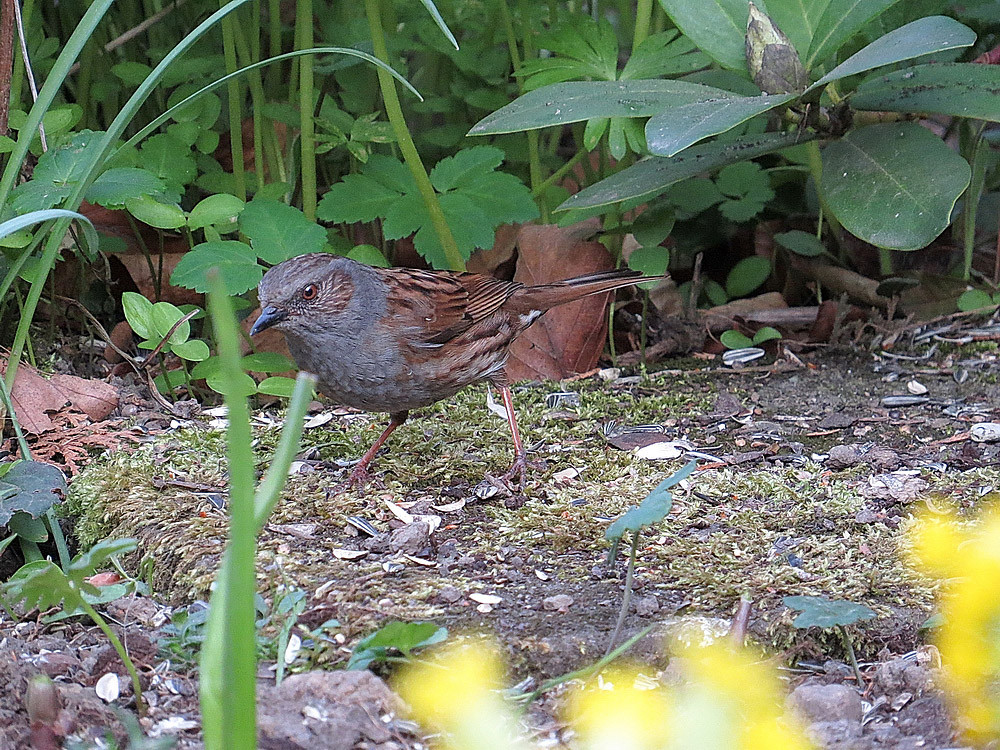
[78,598,146,716]
[295,0,317,218]
[962,123,988,281]
[632,0,653,49]
[532,145,587,196]
[838,624,864,685]
[605,528,640,656]
[364,0,464,270]
[804,139,846,263]
[220,0,247,201]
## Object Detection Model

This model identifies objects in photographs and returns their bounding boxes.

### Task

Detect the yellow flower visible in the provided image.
[909,509,1000,739]
[567,666,672,750]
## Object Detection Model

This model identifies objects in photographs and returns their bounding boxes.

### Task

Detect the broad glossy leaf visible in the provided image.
[562,132,807,209]
[121,291,154,339]
[172,339,210,361]
[469,80,735,135]
[821,123,970,251]
[150,301,190,344]
[647,93,796,156]
[657,0,756,71]
[784,595,876,628]
[125,194,186,229]
[256,376,297,397]
[805,0,904,70]
[0,461,66,525]
[725,256,771,298]
[851,63,1000,122]
[242,352,294,372]
[765,0,832,61]
[811,17,976,88]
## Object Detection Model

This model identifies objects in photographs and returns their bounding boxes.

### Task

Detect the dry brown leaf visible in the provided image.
[0,355,118,434]
[467,223,519,275]
[21,411,139,475]
[506,221,616,382]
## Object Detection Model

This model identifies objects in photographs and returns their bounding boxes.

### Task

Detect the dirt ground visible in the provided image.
[2,338,998,748]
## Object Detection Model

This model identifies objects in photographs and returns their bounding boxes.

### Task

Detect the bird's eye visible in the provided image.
[302,284,318,301]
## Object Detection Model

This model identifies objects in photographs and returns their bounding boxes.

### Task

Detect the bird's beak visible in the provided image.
[250,305,287,336]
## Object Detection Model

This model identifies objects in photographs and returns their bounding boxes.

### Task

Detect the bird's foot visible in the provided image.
[498,453,545,489]
[332,463,384,493]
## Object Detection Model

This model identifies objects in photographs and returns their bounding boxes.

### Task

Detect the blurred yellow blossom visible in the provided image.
[909,508,1000,740]
[567,666,672,750]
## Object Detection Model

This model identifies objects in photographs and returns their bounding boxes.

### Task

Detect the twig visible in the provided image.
[605,529,640,656]
[13,0,45,150]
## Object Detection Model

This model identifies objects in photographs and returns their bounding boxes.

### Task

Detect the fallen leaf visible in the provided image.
[506,221,617,381]
[0,355,118,434]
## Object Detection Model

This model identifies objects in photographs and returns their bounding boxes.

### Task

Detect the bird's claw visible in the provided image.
[499,453,544,489]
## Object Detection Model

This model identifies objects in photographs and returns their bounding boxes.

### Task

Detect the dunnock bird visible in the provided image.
[250,253,660,487]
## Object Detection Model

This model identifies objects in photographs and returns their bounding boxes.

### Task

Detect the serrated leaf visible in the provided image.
[783,595,876,628]
[239,199,326,264]
[458,171,539,226]
[86,167,165,208]
[138,133,196,193]
[0,461,66,526]
[121,291,154,340]
[170,241,262,295]
[317,173,402,224]
[188,193,245,231]
[430,146,505,191]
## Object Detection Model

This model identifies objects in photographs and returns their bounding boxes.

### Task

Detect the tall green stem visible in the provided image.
[364,0,464,270]
[632,0,653,49]
[962,124,988,281]
[220,1,247,200]
[295,0,317,218]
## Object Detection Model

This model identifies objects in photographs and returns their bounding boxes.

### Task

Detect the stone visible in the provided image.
[633,595,660,616]
[804,719,862,745]
[787,681,863,724]
[542,594,574,613]
[387,521,431,555]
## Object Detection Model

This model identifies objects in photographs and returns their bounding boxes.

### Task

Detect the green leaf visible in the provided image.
[775,229,826,256]
[562,132,807,209]
[150,301,190,344]
[188,193,246,231]
[86,167,166,208]
[112,61,152,86]
[627,246,670,289]
[519,15,619,89]
[957,288,997,312]
[720,329,754,349]
[606,460,696,541]
[121,291,154,340]
[138,133,196,194]
[821,123,971,251]
[2,538,137,612]
[470,80,736,135]
[811,17,976,88]
[646,93,796,157]
[621,30,712,80]
[8,512,48,543]
[125,194,186,229]
[9,130,102,213]
[456,171,539,227]
[656,0,753,71]
[725,256,771,298]
[0,461,66,525]
[852,63,1000,122]
[805,0,905,70]
[239,198,326,264]
[256,376,298,397]
[241,352,294,372]
[170,240,263,294]
[347,621,448,670]
[752,326,782,344]
[631,205,676,247]
[783,595,876,628]
[430,146,505,191]
[317,173,403,224]
[173,339,210,361]
[346,244,390,267]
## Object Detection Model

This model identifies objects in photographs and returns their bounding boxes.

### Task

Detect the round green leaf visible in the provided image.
[725,256,771,298]
[821,123,971,251]
[207,370,258,398]
[957,288,996,312]
[752,326,782,344]
[125,194,186,229]
[346,244,389,267]
[172,338,210,361]
[256,376,298,397]
[188,193,246,231]
[121,291,154,340]
[720,329,754,349]
[627,245,670,289]
[241,352,294,372]
[774,230,825,257]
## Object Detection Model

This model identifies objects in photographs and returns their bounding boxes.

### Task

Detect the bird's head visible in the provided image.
[250,253,355,336]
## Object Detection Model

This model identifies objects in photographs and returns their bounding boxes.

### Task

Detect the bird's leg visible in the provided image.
[345,411,408,489]
[498,386,530,487]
